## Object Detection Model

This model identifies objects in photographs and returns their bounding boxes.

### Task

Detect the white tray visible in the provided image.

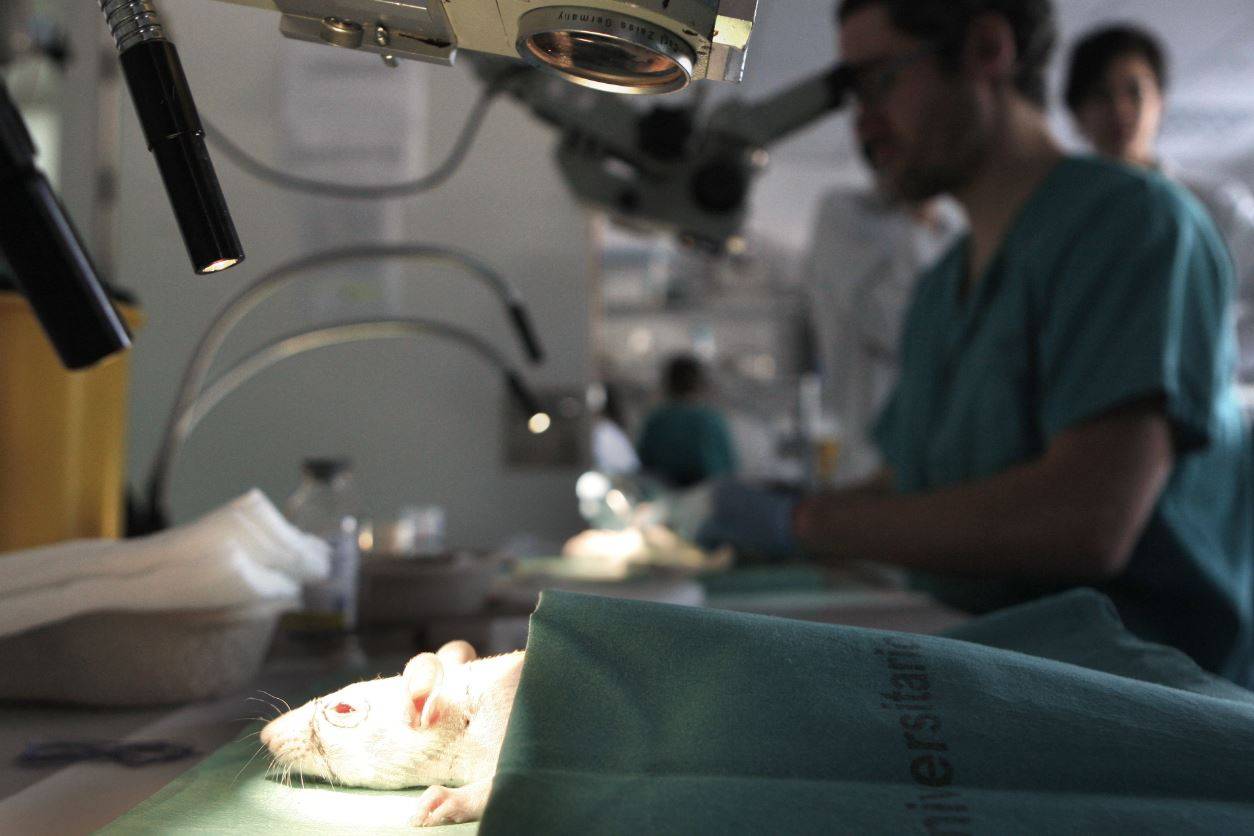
[0,604,284,706]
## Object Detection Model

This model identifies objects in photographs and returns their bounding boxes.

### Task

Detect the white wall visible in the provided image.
[115,0,588,549]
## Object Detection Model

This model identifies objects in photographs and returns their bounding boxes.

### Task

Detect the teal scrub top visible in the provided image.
[637,402,737,488]
[873,156,1254,685]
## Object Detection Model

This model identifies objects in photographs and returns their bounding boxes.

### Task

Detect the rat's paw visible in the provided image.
[409,782,489,827]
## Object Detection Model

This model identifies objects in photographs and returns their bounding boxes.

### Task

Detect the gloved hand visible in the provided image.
[694,480,802,563]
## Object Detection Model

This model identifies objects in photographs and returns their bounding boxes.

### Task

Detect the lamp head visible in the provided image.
[0,81,130,369]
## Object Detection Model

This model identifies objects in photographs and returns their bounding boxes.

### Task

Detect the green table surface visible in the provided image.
[100,730,476,835]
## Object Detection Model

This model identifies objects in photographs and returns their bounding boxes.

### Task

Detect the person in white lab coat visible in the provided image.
[589,381,640,476]
[804,151,964,483]
[1065,24,1254,388]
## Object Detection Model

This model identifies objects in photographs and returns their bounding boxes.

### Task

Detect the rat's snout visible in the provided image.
[259,703,308,755]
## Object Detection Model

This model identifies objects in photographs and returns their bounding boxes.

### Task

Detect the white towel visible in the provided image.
[0,490,330,639]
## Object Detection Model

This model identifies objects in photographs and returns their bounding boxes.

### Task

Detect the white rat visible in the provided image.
[260,640,524,827]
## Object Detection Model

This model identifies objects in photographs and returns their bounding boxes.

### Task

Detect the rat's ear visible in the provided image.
[436,640,477,666]
[402,653,448,728]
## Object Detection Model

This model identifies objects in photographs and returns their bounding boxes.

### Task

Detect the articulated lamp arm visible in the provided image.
[147,318,547,528]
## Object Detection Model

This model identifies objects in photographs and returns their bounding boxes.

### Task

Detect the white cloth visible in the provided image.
[1162,161,1254,383]
[803,189,965,483]
[0,490,330,638]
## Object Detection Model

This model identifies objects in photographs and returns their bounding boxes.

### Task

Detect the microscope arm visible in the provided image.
[474,59,667,176]
[708,64,853,150]
[486,59,854,249]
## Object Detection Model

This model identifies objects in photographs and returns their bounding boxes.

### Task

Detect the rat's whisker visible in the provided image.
[233,742,269,785]
[246,695,283,717]
[259,689,292,713]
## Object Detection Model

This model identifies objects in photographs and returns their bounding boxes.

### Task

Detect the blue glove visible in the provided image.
[695,480,802,563]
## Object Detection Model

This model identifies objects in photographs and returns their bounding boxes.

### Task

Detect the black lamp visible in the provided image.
[0,79,131,369]
[100,0,243,275]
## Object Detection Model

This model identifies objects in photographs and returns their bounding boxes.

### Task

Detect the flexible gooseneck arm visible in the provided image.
[146,243,544,530]
[147,317,546,528]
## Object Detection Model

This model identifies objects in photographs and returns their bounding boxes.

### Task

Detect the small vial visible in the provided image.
[283,458,362,636]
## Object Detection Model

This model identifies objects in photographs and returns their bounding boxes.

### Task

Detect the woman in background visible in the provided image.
[1065,24,1254,387]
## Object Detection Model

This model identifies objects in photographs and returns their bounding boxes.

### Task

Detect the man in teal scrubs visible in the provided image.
[698,0,1254,685]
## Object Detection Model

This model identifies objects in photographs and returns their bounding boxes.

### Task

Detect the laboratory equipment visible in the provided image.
[143,317,549,529]
[284,458,363,634]
[1,0,240,371]
[184,3,849,253]
[358,551,501,624]
[99,0,243,274]
[17,740,197,768]
[141,243,547,530]
[0,78,130,369]
[369,505,447,556]
[480,57,856,251]
[209,0,760,95]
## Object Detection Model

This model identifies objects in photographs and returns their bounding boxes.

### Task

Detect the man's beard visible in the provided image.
[891,87,988,202]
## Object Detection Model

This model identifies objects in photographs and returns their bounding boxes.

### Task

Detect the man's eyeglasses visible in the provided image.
[842,46,936,107]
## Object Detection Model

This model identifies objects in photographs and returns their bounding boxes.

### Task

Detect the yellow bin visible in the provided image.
[0,292,144,552]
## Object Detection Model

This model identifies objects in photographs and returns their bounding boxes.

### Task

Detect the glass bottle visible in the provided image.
[283,457,362,635]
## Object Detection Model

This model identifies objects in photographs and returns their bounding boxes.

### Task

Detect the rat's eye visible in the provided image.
[323,697,369,728]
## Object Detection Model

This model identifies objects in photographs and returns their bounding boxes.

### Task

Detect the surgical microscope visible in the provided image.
[205,0,853,251]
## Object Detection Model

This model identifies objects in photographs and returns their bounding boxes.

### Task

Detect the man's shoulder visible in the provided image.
[1051,156,1180,211]
[1022,157,1223,264]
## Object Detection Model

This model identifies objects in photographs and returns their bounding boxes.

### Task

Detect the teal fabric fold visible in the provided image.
[942,588,1254,704]
[483,590,1254,835]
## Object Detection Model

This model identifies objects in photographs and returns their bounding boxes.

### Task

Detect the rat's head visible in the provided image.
[260,652,465,789]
